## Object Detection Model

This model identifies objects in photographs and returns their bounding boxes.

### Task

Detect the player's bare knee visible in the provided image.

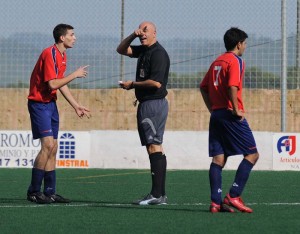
[212,154,226,167]
[253,152,259,164]
[245,152,259,165]
[41,141,56,154]
[212,158,226,168]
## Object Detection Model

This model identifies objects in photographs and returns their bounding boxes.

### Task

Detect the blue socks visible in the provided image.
[209,162,223,205]
[210,159,254,204]
[229,159,254,198]
[28,168,45,193]
[28,169,56,196]
[43,170,56,196]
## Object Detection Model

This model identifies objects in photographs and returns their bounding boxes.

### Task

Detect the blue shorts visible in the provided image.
[28,100,59,139]
[209,109,258,157]
[137,98,168,146]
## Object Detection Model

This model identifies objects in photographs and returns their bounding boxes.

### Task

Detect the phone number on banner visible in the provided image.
[0,158,34,167]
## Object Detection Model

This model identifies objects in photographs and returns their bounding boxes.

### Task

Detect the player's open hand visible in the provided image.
[76,105,91,119]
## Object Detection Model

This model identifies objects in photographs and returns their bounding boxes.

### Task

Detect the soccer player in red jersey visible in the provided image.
[27,24,90,204]
[200,27,259,213]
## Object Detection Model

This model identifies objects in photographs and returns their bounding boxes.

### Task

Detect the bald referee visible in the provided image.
[116,21,170,205]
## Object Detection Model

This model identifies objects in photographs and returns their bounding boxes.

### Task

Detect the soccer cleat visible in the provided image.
[27,192,52,204]
[47,194,71,203]
[148,195,168,205]
[133,194,167,205]
[209,202,220,213]
[223,193,253,213]
[209,202,235,213]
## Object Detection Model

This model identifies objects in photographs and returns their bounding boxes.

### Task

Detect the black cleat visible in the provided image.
[27,192,52,204]
[48,194,71,203]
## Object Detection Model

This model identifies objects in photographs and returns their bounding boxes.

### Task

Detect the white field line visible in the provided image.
[1,202,300,208]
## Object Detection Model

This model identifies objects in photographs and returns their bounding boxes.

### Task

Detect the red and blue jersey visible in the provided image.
[28,44,67,102]
[200,52,245,111]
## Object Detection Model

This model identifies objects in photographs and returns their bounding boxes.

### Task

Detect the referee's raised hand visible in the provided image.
[134,26,147,38]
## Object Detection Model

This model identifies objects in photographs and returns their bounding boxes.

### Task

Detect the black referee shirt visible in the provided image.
[131,42,170,102]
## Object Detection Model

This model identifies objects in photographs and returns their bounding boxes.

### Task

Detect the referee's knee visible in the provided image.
[146,144,162,155]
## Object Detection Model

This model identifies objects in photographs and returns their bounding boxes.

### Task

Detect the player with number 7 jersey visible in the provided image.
[199,27,259,213]
[200,51,245,112]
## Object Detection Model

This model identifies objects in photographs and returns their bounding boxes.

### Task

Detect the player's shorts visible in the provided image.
[28,100,59,140]
[137,98,168,146]
[208,109,258,157]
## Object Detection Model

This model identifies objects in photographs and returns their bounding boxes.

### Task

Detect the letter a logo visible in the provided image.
[277,136,296,156]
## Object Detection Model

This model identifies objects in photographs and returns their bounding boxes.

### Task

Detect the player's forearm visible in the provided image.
[116,33,136,55]
[228,86,239,112]
[59,85,79,109]
[48,74,77,90]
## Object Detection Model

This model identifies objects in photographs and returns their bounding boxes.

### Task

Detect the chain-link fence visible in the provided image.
[0,0,299,132]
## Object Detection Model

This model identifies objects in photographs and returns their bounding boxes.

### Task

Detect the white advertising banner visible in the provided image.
[0,131,90,168]
[273,133,300,170]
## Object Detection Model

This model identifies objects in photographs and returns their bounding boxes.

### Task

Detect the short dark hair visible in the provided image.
[53,24,74,43]
[223,27,248,51]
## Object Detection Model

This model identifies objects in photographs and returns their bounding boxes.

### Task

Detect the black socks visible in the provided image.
[149,152,167,198]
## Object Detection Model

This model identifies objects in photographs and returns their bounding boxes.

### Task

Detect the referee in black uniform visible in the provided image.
[117,21,170,205]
